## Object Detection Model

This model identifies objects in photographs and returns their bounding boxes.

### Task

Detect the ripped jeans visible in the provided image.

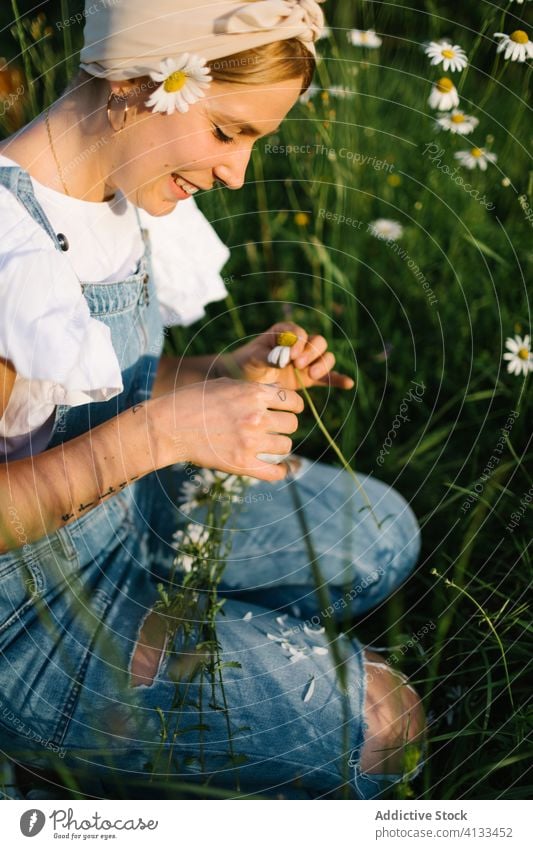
[0,456,425,799]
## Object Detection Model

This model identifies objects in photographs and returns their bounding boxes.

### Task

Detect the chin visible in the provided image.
[136,197,180,217]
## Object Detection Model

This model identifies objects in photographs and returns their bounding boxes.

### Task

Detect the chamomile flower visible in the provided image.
[493,30,533,62]
[436,109,479,135]
[267,331,298,368]
[425,40,468,72]
[454,147,498,171]
[503,334,532,377]
[172,523,210,571]
[348,29,383,48]
[369,218,404,241]
[428,77,460,111]
[145,54,212,115]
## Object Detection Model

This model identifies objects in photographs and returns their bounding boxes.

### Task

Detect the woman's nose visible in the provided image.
[213,144,253,190]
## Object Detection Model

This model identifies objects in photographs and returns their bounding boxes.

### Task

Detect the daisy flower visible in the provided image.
[348,29,382,48]
[436,109,479,135]
[454,147,497,171]
[267,331,299,368]
[369,218,404,241]
[503,334,532,377]
[145,54,212,115]
[425,40,468,72]
[493,30,533,63]
[172,523,210,572]
[428,77,460,111]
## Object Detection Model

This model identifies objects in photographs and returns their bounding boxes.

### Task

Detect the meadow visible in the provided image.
[0,0,531,800]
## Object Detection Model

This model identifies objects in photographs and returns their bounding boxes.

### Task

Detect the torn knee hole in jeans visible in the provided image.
[129,608,207,687]
[129,609,169,687]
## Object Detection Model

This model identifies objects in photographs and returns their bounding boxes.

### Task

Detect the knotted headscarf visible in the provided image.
[80,0,327,81]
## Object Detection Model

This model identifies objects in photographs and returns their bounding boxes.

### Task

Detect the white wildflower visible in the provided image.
[348,29,382,48]
[503,334,532,376]
[454,147,497,170]
[425,40,468,72]
[493,30,533,62]
[146,55,212,115]
[369,218,404,241]
[435,109,479,135]
[428,77,460,111]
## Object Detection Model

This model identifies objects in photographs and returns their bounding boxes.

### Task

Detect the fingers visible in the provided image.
[307,350,336,380]
[266,410,299,435]
[264,383,305,413]
[315,370,355,390]
[293,335,328,369]
[266,322,308,360]
[259,434,293,456]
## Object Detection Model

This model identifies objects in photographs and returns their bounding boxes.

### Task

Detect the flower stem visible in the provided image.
[431,568,515,711]
[294,367,382,529]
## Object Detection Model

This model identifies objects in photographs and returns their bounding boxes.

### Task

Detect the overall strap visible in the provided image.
[0,165,65,251]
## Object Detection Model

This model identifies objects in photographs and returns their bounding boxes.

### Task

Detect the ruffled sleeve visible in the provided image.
[0,186,123,408]
[138,197,230,327]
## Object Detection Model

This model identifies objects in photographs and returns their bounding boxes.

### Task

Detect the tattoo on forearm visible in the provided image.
[131,404,144,414]
[61,475,141,523]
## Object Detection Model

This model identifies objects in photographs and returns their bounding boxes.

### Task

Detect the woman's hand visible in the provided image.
[231,322,355,391]
[156,377,304,482]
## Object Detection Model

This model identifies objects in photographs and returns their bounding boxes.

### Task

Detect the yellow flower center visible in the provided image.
[294,212,310,228]
[441,48,456,59]
[360,32,368,42]
[387,174,402,187]
[510,30,529,45]
[277,331,298,347]
[436,77,454,93]
[471,148,483,157]
[451,112,465,123]
[164,70,188,93]
[518,347,529,361]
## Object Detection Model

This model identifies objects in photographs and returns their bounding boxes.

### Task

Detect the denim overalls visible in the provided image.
[0,165,425,799]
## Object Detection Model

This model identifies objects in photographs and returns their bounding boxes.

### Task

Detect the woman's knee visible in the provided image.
[359,649,426,775]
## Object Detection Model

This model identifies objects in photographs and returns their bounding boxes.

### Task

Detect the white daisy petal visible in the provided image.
[290,652,307,663]
[303,676,316,702]
[303,624,326,638]
[267,345,283,366]
[278,346,292,368]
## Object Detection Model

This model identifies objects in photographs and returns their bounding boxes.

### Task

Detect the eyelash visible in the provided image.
[212,125,236,145]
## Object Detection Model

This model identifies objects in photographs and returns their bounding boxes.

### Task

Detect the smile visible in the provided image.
[170,173,201,195]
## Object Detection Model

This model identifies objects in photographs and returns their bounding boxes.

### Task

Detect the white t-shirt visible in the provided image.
[0,154,230,460]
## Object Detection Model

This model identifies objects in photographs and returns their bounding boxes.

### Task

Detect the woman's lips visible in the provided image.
[167,174,192,200]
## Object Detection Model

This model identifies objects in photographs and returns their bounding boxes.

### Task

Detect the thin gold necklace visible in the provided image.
[44,106,71,196]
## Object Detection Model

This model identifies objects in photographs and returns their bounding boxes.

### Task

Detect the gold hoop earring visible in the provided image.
[106,89,129,132]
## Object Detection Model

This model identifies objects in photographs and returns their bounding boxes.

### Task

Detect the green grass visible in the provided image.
[1,0,531,800]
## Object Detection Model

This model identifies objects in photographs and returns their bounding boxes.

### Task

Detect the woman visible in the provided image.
[0,0,426,799]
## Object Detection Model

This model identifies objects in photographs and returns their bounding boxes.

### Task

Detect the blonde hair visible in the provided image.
[207,39,315,93]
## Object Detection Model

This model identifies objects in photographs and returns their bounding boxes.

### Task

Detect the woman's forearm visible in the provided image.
[151,353,244,397]
[0,397,177,555]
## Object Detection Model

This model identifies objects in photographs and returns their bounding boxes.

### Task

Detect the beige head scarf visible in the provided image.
[80,0,326,80]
